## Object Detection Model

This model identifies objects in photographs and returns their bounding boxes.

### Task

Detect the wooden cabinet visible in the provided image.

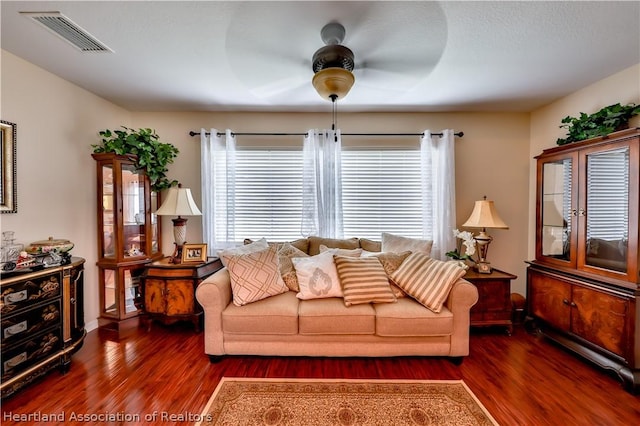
[528,128,640,392]
[465,268,516,334]
[92,153,163,331]
[141,257,222,331]
[1,258,85,398]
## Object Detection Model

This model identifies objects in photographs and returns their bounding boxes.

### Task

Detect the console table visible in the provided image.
[141,257,223,331]
[464,268,516,334]
[1,257,85,398]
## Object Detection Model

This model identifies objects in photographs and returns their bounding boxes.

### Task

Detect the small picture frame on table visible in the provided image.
[476,262,492,274]
[181,243,207,263]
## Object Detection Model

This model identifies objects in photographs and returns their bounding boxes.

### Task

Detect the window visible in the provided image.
[229,148,304,241]
[224,147,426,242]
[341,149,425,240]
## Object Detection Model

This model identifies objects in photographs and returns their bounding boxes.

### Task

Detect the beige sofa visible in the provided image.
[195,237,479,361]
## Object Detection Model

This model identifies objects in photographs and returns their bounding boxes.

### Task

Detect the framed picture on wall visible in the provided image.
[1,120,17,214]
[182,243,207,263]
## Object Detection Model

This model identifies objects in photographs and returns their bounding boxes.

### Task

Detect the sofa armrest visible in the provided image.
[195,268,232,355]
[445,278,479,356]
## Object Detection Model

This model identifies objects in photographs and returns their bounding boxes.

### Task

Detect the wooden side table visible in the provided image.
[464,268,517,334]
[141,256,223,332]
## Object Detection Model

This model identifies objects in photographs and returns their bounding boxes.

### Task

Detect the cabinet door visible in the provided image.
[536,151,578,267]
[144,279,166,314]
[571,286,628,357]
[528,270,571,332]
[578,140,639,282]
[165,280,194,316]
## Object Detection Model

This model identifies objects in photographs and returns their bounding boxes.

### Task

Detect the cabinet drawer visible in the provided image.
[1,273,61,315]
[1,301,61,349]
[1,329,62,381]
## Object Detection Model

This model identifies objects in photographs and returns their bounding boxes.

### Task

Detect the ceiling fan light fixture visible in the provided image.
[312,67,355,101]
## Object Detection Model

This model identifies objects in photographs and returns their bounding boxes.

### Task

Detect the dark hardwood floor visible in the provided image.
[2,321,639,425]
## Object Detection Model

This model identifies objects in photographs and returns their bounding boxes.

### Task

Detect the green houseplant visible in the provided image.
[556,103,640,145]
[92,126,179,191]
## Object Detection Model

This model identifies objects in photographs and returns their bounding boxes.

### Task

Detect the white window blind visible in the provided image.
[586,147,629,241]
[341,149,425,240]
[232,148,304,241]
[222,147,428,243]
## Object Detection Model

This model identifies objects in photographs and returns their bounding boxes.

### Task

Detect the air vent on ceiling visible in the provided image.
[20,11,112,52]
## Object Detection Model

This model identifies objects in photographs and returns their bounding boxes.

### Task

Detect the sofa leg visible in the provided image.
[208,355,224,363]
[448,356,464,365]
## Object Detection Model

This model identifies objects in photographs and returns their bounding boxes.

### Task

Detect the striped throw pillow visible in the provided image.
[390,252,466,313]
[334,255,397,306]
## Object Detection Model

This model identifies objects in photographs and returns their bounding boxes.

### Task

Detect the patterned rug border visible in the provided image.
[196,377,499,426]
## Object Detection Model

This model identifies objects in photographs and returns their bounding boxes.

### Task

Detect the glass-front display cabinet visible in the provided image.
[528,128,639,393]
[534,130,638,282]
[93,153,163,330]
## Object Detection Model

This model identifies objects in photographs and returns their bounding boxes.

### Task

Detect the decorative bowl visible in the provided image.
[26,237,74,255]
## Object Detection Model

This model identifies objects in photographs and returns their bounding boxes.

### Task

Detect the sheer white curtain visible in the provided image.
[301,129,344,238]
[421,129,457,260]
[201,128,236,249]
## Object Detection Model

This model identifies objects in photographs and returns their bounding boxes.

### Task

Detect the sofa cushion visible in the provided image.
[293,251,344,300]
[333,255,396,306]
[278,242,309,292]
[308,236,360,256]
[298,298,375,335]
[390,252,466,313]
[359,238,382,252]
[223,245,289,306]
[222,291,298,335]
[374,298,454,337]
[381,232,433,256]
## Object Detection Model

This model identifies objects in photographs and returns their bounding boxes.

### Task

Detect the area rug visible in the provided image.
[195,378,499,426]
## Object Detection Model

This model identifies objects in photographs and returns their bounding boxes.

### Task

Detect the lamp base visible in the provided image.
[169,243,184,264]
[475,261,492,274]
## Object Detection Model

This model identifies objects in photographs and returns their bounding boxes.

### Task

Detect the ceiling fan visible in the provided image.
[224,1,447,105]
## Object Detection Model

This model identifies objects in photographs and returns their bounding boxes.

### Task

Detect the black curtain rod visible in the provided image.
[189,131,463,138]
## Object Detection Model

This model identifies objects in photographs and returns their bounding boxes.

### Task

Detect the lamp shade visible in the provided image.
[312,67,355,100]
[462,200,508,229]
[155,185,202,216]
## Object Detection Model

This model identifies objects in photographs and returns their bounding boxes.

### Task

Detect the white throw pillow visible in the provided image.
[217,238,269,267]
[222,245,289,306]
[292,251,343,300]
[381,232,433,256]
[319,244,363,257]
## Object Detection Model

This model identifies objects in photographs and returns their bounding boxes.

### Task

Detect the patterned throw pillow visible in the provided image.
[368,251,412,298]
[278,242,309,292]
[218,238,269,267]
[381,232,433,256]
[333,255,397,306]
[390,252,466,313]
[292,251,343,300]
[222,245,289,306]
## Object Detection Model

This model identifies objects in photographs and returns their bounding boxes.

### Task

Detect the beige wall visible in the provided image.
[1,50,131,331]
[2,46,636,329]
[528,64,640,259]
[132,111,531,294]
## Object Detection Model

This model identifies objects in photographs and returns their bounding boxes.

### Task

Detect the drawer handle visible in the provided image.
[4,321,27,338]
[562,299,570,305]
[3,352,27,370]
[4,290,27,304]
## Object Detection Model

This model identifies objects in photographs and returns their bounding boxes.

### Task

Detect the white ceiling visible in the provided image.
[2,1,639,113]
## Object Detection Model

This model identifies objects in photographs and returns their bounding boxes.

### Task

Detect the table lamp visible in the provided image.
[462,196,508,273]
[155,184,202,263]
